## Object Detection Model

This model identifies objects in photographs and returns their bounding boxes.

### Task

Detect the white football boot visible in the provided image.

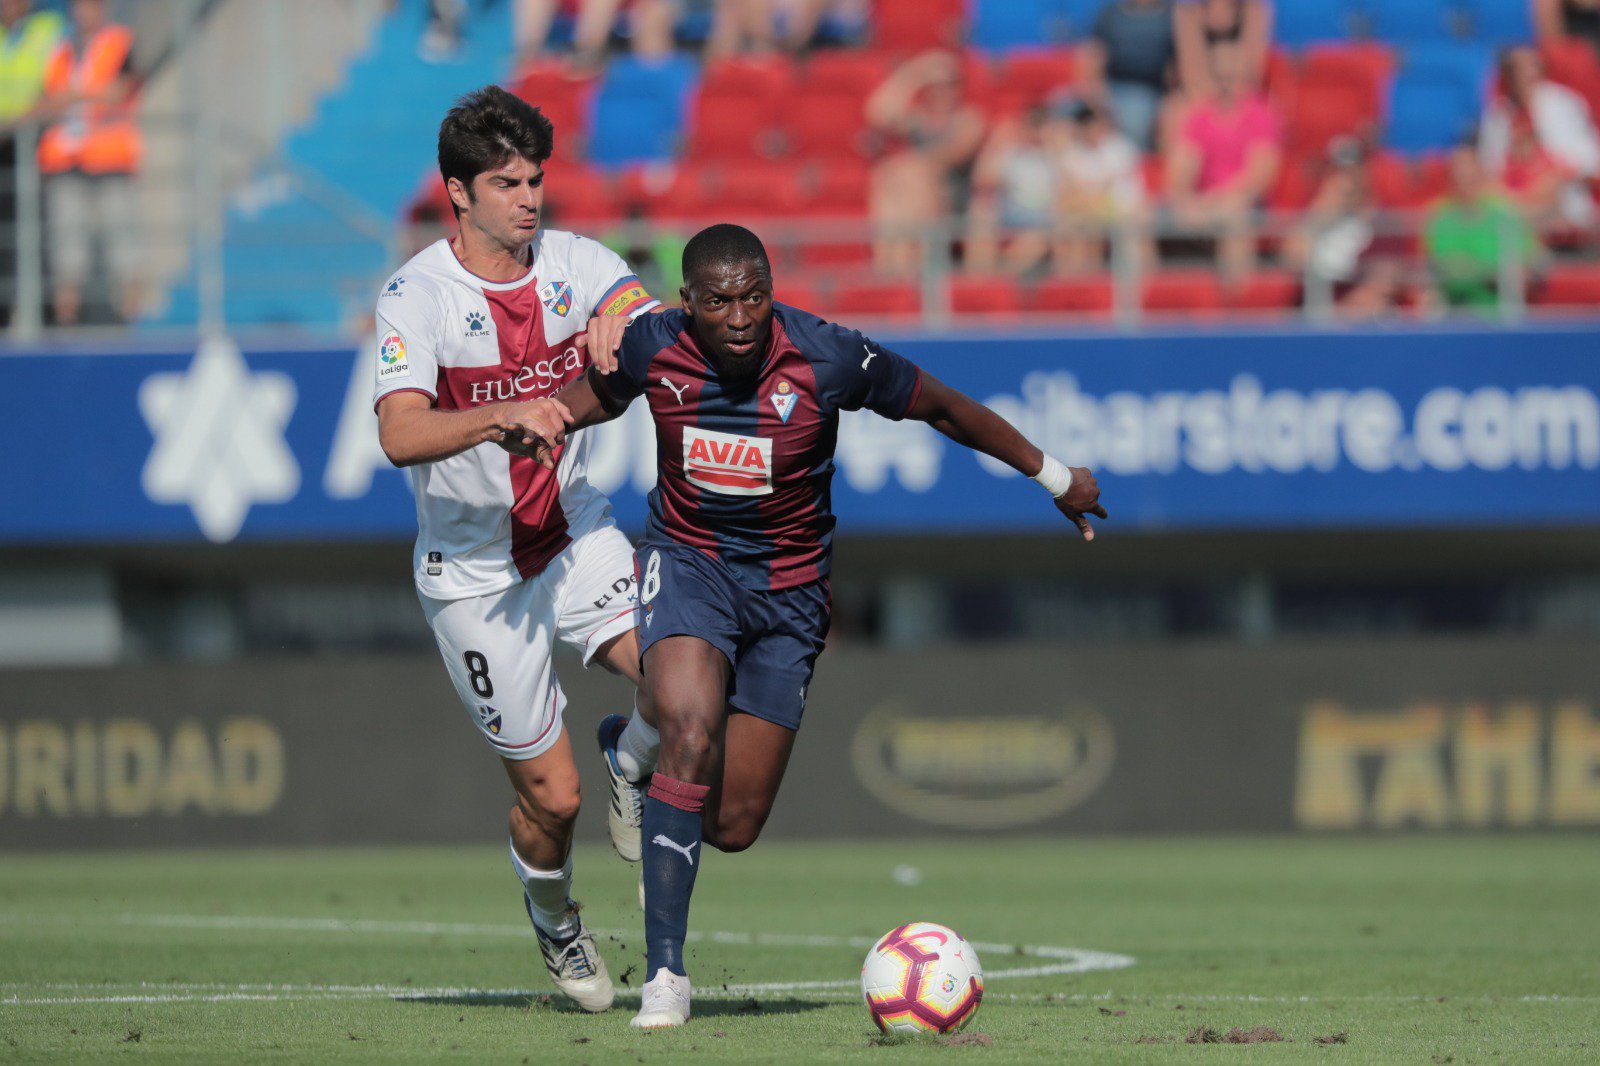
[597,714,644,863]
[630,968,692,1028]
[531,899,615,1013]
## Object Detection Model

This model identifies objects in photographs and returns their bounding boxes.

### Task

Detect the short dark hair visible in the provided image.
[437,86,554,217]
[682,224,771,282]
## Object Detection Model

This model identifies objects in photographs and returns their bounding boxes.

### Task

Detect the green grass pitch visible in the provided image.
[1,836,1596,1062]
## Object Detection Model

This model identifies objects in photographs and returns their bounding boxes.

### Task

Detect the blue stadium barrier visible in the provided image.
[7,325,1600,544]
[587,54,698,167]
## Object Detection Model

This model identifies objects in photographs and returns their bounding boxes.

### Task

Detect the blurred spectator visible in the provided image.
[604,205,686,296]
[965,106,1071,276]
[866,50,985,275]
[1480,45,1600,227]
[1534,0,1600,59]
[706,0,777,58]
[419,0,468,63]
[1423,144,1543,313]
[1283,137,1405,320]
[1163,41,1281,281]
[0,0,64,327]
[774,0,867,51]
[1080,0,1176,152]
[36,0,139,326]
[1056,98,1147,273]
[1175,0,1272,97]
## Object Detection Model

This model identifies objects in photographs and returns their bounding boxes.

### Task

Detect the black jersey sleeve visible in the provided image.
[787,307,922,420]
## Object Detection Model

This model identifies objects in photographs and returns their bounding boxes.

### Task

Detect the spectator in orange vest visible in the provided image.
[36,0,140,326]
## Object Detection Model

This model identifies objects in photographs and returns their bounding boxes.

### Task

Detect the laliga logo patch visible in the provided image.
[770,380,798,424]
[377,331,409,378]
[478,704,503,736]
[539,280,573,317]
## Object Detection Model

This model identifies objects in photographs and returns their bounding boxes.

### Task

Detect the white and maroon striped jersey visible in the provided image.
[372,233,659,600]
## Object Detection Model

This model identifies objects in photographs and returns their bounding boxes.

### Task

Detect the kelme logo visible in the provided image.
[850,703,1114,829]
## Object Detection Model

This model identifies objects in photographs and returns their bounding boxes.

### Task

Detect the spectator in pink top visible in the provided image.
[1163,40,1282,280]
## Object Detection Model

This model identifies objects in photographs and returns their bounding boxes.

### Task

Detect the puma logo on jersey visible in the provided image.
[682,426,773,496]
[660,377,690,405]
[861,344,878,370]
[652,834,698,867]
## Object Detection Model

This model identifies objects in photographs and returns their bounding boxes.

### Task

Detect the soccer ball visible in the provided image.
[860,922,984,1035]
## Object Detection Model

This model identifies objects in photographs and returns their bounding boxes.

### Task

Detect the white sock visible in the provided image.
[510,838,578,941]
[615,702,660,783]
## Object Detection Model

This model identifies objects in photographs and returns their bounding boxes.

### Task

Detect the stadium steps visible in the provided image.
[147,0,515,332]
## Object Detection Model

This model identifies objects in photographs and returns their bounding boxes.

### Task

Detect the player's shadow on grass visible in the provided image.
[398,992,828,1017]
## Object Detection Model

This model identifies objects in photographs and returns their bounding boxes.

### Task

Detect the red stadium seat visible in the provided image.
[1367,150,1418,209]
[1300,42,1397,94]
[982,47,1076,118]
[698,54,798,99]
[1029,276,1114,315]
[787,88,874,160]
[1267,158,1319,212]
[1411,152,1452,205]
[873,0,967,52]
[509,61,599,150]
[828,280,922,317]
[543,162,621,225]
[804,50,898,95]
[1142,270,1224,315]
[1286,80,1380,158]
[774,278,824,312]
[792,239,874,269]
[949,275,1025,314]
[686,55,799,161]
[1286,43,1395,156]
[1532,263,1600,307]
[684,92,789,161]
[793,159,871,217]
[1228,271,1302,314]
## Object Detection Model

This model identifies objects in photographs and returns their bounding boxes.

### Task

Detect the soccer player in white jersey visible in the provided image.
[372,86,663,1012]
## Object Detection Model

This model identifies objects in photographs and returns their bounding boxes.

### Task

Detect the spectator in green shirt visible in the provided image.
[1423,144,1542,312]
[0,0,64,327]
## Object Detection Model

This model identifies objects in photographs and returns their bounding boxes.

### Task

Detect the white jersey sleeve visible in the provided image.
[568,236,660,321]
[372,271,443,409]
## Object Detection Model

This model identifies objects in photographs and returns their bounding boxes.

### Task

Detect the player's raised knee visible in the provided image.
[708,807,767,853]
[514,780,582,829]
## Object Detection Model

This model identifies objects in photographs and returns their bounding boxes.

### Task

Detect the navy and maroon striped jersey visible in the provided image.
[599,302,922,590]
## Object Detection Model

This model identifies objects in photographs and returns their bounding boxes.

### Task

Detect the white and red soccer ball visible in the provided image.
[860,922,984,1035]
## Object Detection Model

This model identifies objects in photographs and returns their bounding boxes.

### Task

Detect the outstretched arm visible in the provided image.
[906,372,1107,540]
[496,366,635,468]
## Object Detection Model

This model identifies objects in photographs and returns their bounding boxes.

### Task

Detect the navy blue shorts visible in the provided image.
[634,541,830,731]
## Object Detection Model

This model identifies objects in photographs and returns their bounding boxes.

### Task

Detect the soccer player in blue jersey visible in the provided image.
[505,223,1106,1028]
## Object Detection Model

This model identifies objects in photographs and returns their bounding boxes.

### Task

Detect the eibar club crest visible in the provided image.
[539,280,573,317]
[771,380,797,423]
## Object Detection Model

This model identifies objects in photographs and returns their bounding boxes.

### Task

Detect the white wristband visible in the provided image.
[1032,455,1075,499]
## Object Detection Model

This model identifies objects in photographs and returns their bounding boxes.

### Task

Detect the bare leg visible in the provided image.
[502,730,583,869]
[702,711,797,852]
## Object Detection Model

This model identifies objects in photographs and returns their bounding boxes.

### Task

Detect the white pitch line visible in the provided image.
[7,912,1135,988]
[0,911,1133,1003]
[4,984,1599,1009]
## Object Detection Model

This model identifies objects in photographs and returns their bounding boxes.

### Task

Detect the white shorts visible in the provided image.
[420,523,639,761]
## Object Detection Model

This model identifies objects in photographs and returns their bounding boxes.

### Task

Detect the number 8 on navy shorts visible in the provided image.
[635,542,830,731]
